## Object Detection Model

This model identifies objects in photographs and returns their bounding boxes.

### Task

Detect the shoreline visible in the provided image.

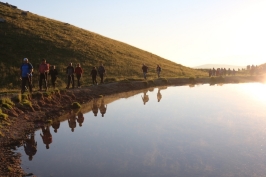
[0,75,265,176]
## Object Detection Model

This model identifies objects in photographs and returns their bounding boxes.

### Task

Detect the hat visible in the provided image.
[23,58,28,61]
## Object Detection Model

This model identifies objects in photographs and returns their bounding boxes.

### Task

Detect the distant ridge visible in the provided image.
[194,64,245,70]
[0,2,207,89]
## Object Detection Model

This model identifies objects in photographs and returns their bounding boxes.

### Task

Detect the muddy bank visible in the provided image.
[0,76,265,177]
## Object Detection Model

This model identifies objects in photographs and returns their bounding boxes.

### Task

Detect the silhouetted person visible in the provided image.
[141,91,149,105]
[68,111,77,132]
[40,126,52,149]
[39,59,49,91]
[49,65,58,89]
[98,63,106,83]
[77,111,84,127]
[52,119,60,133]
[66,62,75,89]
[142,64,148,80]
[75,63,83,88]
[99,97,107,117]
[91,98,99,116]
[24,133,37,161]
[156,64,161,78]
[90,66,98,85]
[20,58,33,94]
[157,89,162,102]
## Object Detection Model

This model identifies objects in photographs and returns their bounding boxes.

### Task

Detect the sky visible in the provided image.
[5,0,266,67]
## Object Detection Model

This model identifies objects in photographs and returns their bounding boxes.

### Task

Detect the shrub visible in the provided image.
[72,102,81,109]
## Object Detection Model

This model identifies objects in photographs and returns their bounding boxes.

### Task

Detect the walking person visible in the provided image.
[98,63,105,84]
[142,63,148,80]
[156,64,161,78]
[49,65,58,89]
[75,63,83,88]
[20,58,33,94]
[66,62,75,89]
[90,66,98,85]
[38,59,49,91]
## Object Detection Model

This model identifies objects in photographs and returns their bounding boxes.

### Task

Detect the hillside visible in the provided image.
[0,2,207,89]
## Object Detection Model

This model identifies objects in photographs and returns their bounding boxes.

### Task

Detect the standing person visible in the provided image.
[75,63,83,88]
[98,63,106,84]
[66,62,75,89]
[156,64,161,78]
[142,64,148,80]
[49,65,58,89]
[90,66,98,85]
[38,59,49,91]
[20,58,33,94]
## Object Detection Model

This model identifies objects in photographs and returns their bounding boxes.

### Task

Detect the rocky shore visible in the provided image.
[0,76,264,177]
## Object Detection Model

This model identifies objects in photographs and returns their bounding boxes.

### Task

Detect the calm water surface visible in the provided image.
[17,83,266,177]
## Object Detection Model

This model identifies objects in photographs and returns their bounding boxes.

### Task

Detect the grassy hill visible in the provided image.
[0,2,207,90]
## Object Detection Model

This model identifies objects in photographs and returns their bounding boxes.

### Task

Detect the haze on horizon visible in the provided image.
[5,0,266,67]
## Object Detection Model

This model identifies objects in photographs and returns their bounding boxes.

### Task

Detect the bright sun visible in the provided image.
[239,83,266,104]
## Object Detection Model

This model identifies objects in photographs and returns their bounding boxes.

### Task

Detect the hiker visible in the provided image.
[40,126,52,149]
[51,118,60,133]
[142,64,148,80]
[77,111,84,127]
[209,69,212,77]
[24,133,37,161]
[38,59,49,91]
[75,63,83,88]
[66,62,75,89]
[156,64,161,78]
[20,58,33,94]
[90,66,98,85]
[98,63,105,83]
[99,97,107,117]
[49,65,58,89]
[68,110,77,132]
[141,90,149,105]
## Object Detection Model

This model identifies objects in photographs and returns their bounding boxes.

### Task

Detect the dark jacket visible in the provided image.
[91,69,98,77]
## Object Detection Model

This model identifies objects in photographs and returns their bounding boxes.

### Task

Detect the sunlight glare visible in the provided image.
[239,83,266,104]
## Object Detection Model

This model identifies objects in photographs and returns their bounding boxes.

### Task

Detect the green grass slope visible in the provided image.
[0,2,207,89]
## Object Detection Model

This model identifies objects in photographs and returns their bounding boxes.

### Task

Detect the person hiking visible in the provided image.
[49,65,58,89]
[38,59,49,91]
[142,64,148,80]
[20,58,33,94]
[98,63,105,84]
[66,62,75,89]
[90,66,98,85]
[75,63,83,88]
[40,126,52,149]
[24,133,37,161]
[156,64,161,78]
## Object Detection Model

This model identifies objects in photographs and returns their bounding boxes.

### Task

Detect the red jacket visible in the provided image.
[75,67,83,75]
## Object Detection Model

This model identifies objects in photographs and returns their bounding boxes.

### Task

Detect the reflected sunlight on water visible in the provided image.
[238,83,266,104]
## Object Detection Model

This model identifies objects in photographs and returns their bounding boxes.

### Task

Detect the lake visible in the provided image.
[17,83,266,177]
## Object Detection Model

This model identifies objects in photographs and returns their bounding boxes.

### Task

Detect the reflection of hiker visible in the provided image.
[40,126,52,149]
[98,63,106,84]
[39,59,49,91]
[77,111,84,127]
[141,91,149,105]
[142,64,148,80]
[49,65,58,89]
[24,133,37,161]
[75,63,83,88]
[90,67,98,85]
[20,58,33,94]
[66,62,75,89]
[156,64,161,78]
[99,97,107,117]
[91,99,99,117]
[52,119,60,133]
[157,89,162,102]
[68,111,77,132]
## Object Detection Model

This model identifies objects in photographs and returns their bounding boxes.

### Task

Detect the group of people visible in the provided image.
[208,67,236,77]
[142,63,162,79]
[20,58,106,94]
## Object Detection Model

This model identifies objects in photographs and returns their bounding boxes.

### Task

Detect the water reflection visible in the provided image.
[52,119,60,133]
[157,86,167,102]
[24,132,37,161]
[91,98,99,116]
[141,90,149,105]
[77,111,84,127]
[40,126,52,149]
[99,97,107,117]
[68,110,77,132]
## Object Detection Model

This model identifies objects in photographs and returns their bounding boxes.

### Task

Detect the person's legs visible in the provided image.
[99,74,104,83]
[143,72,147,79]
[28,76,33,93]
[77,74,81,87]
[71,74,74,88]
[44,73,48,90]
[67,75,71,88]
[21,77,27,94]
[39,74,44,90]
